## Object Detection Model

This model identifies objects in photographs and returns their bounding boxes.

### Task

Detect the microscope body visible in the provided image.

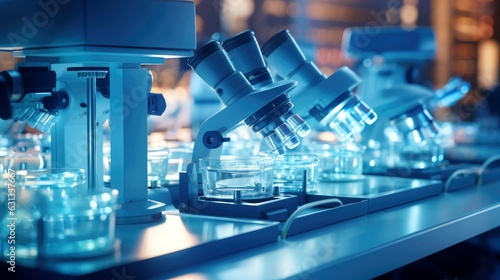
[356,61,436,144]
[356,62,441,171]
[0,0,196,223]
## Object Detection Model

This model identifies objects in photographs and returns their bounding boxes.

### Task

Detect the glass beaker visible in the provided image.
[310,142,365,182]
[165,147,192,186]
[0,168,118,259]
[199,156,275,201]
[385,125,445,169]
[147,147,170,188]
[41,187,118,258]
[104,145,174,187]
[273,153,320,193]
[388,140,445,169]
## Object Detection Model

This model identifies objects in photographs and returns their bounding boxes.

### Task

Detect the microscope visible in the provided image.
[178,30,378,223]
[0,0,196,224]
[178,31,311,221]
[261,29,378,142]
[342,27,470,177]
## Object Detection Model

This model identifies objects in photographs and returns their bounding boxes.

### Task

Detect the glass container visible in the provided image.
[0,168,118,259]
[387,140,445,169]
[385,125,445,169]
[6,150,47,171]
[273,153,320,193]
[165,147,193,186]
[311,142,365,182]
[147,147,170,188]
[199,156,275,201]
[104,146,178,187]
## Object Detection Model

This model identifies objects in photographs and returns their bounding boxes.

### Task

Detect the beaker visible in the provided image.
[310,142,365,182]
[273,153,320,193]
[0,168,118,259]
[199,156,275,201]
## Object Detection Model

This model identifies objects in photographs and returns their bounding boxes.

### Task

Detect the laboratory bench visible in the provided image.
[3,176,500,280]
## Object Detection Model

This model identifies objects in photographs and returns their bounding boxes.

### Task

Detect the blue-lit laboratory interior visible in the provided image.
[1,0,500,279]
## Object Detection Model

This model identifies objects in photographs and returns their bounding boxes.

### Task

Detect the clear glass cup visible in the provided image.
[309,142,365,182]
[104,145,176,187]
[41,188,118,258]
[0,168,118,259]
[387,140,445,169]
[147,147,170,188]
[199,156,275,201]
[165,147,193,186]
[273,152,320,193]
[385,126,445,169]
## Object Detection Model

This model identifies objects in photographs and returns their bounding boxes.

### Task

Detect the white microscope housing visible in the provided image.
[0,0,196,223]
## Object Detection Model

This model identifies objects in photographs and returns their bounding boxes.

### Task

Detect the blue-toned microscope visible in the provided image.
[342,26,470,178]
[261,29,378,142]
[179,33,308,221]
[179,31,374,232]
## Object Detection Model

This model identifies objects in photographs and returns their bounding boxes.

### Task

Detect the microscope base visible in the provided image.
[116,199,166,224]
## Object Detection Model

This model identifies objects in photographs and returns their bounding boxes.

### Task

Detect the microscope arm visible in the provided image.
[290,66,361,122]
[191,80,296,162]
[368,84,435,120]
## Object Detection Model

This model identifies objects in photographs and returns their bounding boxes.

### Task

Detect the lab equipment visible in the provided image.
[187,39,308,156]
[221,30,312,144]
[307,141,365,182]
[147,147,171,188]
[6,149,47,171]
[273,152,320,193]
[261,29,377,142]
[164,146,193,186]
[342,26,469,172]
[1,168,118,259]
[0,0,196,223]
[103,146,172,188]
[200,156,275,201]
[179,39,302,221]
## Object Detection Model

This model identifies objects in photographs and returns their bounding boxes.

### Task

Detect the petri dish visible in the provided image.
[199,156,275,201]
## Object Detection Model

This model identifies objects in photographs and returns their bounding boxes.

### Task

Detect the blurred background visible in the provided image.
[1,0,499,142]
